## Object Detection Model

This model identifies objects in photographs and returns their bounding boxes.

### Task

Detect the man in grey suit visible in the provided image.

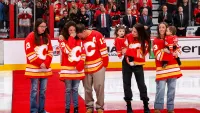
[138,8,153,36]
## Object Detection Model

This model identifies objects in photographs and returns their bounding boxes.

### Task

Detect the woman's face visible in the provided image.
[37,22,47,34]
[68,26,76,35]
[158,23,167,37]
[132,27,138,37]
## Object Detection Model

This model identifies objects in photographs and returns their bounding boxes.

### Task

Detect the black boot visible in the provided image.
[65,109,70,113]
[126,101,133,113]
[74,107,78,113]
[143,101,150,113]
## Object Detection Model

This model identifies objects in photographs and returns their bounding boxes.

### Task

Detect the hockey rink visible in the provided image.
[0,70,200,112]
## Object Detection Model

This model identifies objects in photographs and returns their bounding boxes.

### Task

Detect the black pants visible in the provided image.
[122,58,149,102]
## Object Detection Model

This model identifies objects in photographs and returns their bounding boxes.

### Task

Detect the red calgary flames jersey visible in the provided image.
[114,37,128,58]
[24,32,53,78]
[82,30,109,74]
[58,36,86,80]
[165,35,181,56]
[125,34,149,65]
[153,38,182,81]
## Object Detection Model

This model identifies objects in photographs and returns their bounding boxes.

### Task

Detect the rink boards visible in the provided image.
[0,38,200,70]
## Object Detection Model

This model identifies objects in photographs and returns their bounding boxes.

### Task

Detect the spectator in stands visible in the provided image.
[96,7,112,37]
[0,0,5,29]
[181,0,189,20]
[119,0,125,14]
[131,4,140,22]
[110,4,121,26]
[139,0,152,17]
[91,0,102,10]
[158,5,173,25]
[85,3,93,27]
[166,0,177,14]
[77,0,87,8]
[139,0,152,9]
[128,1,135,10]
[123,8,137,32]
[105,0,114,13]
[194,1,200,26]
[18,1,32,38]
[138,8,153,36]
[42,0,49,21]
[3,0,9,29]
[128,0,140,11]
[78,6,89,27]
[69,1,79,16]
[94,3,107,27]
[173,6,188,36]
[36,1,45,20]
[59,10,70,32]
[54,0,62,28]
[192,0,198,13]
[158,0,166,10]
[60,2,69,15]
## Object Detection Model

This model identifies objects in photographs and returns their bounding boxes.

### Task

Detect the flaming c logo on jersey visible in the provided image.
[53,45,61,56]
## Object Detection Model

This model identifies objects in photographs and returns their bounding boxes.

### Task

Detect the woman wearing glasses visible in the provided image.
[24,18,53,113]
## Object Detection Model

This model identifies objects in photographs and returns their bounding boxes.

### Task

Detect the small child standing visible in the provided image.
[162,26,181,68]
[114,24,134,66]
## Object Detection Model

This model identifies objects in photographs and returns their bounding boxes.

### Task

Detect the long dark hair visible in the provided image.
[61,21,78,40]
[157,22,168,39]
[34,18,49,45]
[133,23,150,54]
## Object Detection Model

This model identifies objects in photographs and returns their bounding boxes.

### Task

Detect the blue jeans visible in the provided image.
[30,78,47,113]
[154,78,177,111]
[65,80,80,109]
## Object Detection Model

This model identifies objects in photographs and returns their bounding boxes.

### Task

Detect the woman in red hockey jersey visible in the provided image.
[122,23,150,113]
[58,21,86,113]
[153,22,182,113]
[24,18,53,113]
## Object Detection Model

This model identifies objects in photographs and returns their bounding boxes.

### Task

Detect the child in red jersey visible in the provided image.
[163,26,181,68]
[114,24,135,66]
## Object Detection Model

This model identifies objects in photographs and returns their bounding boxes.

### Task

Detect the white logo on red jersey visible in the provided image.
[34,45,48,60]
[70,46,82,62]
[84,41,96,57]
